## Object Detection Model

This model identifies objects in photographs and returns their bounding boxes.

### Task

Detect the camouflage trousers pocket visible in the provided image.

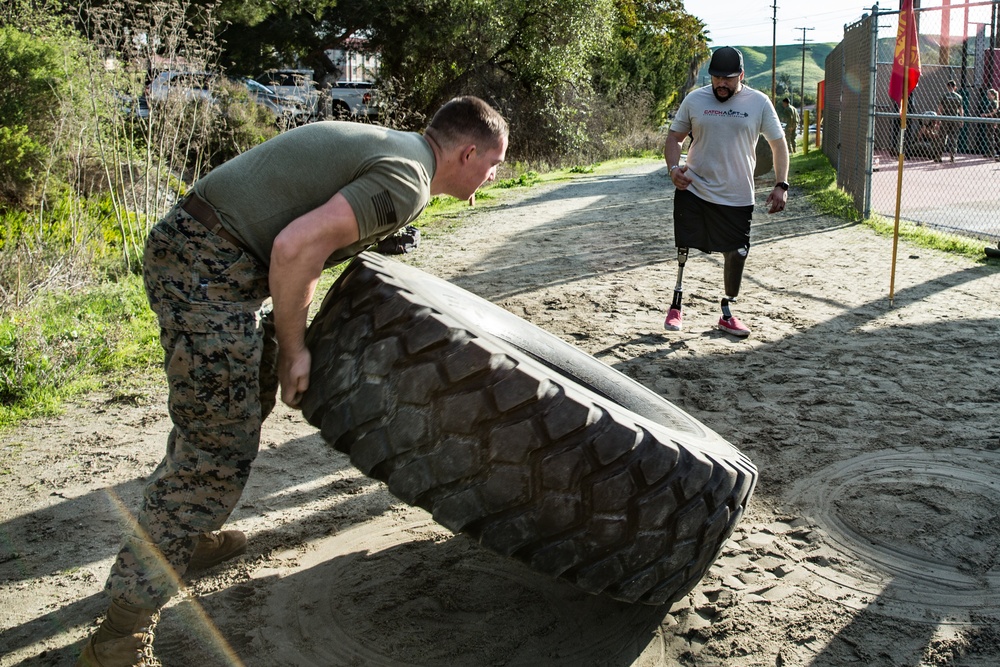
[155,299,262,334]
[162,326,264,425]
[144,210,268,312]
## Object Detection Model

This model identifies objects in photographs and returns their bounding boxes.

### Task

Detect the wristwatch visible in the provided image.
[775,181,789,191]
[669,165,680,173]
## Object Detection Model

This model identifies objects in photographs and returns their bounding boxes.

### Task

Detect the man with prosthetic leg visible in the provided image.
[663,46,789,337]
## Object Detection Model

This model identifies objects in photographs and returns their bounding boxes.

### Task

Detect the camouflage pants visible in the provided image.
[106,203,277,608]
[785,126,797,152]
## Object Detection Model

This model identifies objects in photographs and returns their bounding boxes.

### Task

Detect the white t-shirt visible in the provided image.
[669,84,783,207]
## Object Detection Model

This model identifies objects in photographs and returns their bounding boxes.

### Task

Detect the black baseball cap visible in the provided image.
[708,46,744,77]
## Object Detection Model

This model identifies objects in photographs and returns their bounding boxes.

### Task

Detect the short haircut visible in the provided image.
[426,96,508,150]
[782,97,790,103]
[947,79,957,87]
[990,88,998,96]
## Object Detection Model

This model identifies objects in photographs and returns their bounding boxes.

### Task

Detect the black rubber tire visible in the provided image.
[301,252,758,606]
[754,134,774,177]
[985,246,1000,258]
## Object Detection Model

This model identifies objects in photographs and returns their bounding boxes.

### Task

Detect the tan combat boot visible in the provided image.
[76,599,160,666]
[186,530,247,573]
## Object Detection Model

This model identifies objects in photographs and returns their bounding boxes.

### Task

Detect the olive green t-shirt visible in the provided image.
[193,121,436,267]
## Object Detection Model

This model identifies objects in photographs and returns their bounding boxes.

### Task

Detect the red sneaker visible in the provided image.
[664,307,682,331]
[718,315,751,337]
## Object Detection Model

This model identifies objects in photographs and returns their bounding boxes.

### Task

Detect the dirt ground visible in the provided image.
[2,159,1000,667]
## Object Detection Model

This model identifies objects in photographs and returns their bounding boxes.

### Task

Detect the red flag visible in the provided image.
[888,0,921,103]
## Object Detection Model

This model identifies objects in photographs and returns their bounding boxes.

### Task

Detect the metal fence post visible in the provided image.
[864,5,879,219]
[804,110,810,154]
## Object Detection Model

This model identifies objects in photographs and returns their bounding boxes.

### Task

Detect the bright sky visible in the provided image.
[682,0,881,46]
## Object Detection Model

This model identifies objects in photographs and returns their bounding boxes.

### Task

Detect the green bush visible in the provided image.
[495,171,541,188]
[0,27,68,204]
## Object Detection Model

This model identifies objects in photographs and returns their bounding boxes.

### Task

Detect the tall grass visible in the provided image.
[788,150,863,221]
[0,274,159,428]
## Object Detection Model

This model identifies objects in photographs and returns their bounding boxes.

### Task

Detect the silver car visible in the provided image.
[242,78,312,126]
[254,69,320,115]
[145,71,217,105]
[146,70,310,127]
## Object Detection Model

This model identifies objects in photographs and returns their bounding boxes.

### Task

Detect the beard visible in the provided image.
[713,86,735,103]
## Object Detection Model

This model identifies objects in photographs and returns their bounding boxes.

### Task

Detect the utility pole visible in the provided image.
[771,2,779,101]
[795,26,815,121]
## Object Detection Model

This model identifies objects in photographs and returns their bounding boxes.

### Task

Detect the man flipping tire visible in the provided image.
[77,97,508,667]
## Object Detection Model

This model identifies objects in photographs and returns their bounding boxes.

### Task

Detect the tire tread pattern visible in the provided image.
[302,255,757,605]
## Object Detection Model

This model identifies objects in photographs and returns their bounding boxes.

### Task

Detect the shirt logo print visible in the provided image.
[372,191,398,227]
[704,109,750,118]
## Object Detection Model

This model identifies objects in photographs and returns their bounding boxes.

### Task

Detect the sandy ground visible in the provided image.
[2,159,1000,667]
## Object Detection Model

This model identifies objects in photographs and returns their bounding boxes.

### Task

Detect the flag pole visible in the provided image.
[889,35,909,306]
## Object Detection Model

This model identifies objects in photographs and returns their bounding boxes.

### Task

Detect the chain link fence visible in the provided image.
[823,1,1000,252]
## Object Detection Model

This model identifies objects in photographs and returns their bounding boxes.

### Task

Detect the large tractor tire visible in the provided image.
[301,253,757,606]
[754,134,774,177]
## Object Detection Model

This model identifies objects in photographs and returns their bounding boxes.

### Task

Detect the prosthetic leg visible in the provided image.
[663,247,688,330]
[718,246,751,337]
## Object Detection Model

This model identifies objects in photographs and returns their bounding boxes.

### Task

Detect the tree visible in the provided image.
[592,0,709,122]
[148,0,615,154]
[328,0,619,156]
[777,72,794,101]
[64,0,709,160]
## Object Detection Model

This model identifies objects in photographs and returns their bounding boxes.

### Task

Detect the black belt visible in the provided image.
[181,194,249,252]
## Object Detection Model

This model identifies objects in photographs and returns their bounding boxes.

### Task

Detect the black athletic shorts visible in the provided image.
[673,188,753,253]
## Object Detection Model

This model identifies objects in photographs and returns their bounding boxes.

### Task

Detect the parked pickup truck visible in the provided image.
[325,81,379,119]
